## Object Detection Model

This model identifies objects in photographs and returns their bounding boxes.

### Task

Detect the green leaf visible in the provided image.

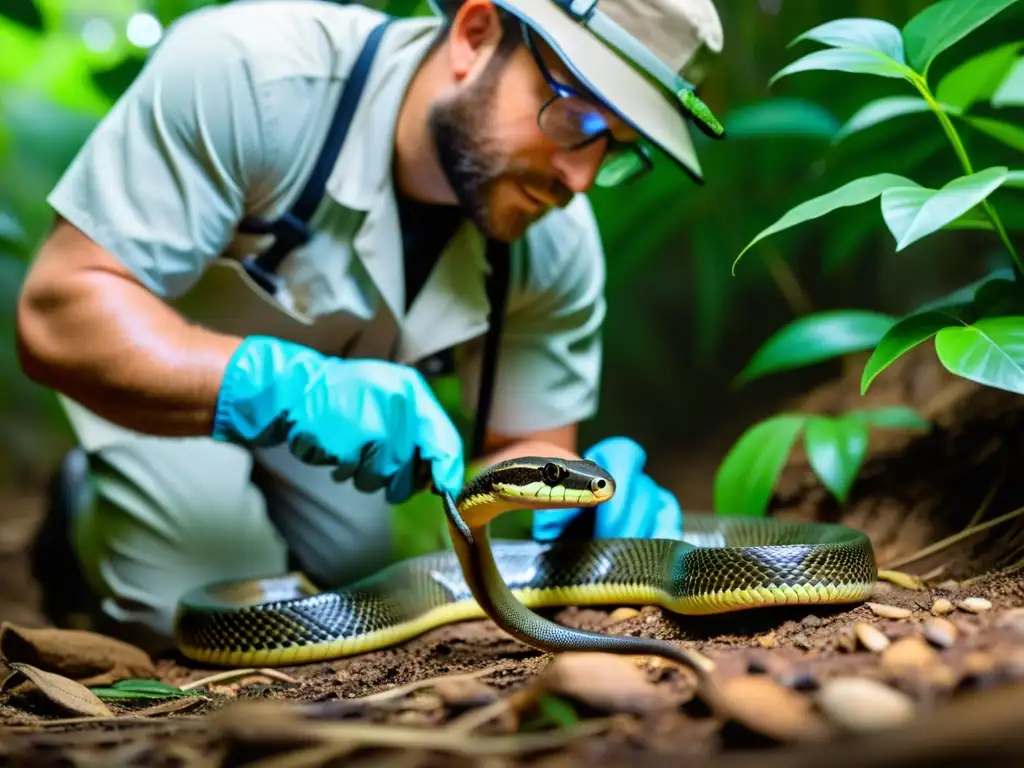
[964,116,1024,152]
[943,207,995,231]
[935,40,1024,110]
[713,414,808,517]
[861,311,960,393]
[847,406,931,430]
[879,167,1009,250]
[833,96,947,144]
[935,316,1024,393]
[90,679,198,699]
[790,18,907,63]
[993,57,1024,106]
[770,48,914,86]
[736,310,897,384]
[1008,170,1024,188]
[902,0,1023,76]
[732,173,915,272]
[804,415,870,503]
[723,98,840,140]
[0,0,43,31]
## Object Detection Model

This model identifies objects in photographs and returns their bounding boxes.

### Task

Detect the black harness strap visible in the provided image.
[236,14,507,462]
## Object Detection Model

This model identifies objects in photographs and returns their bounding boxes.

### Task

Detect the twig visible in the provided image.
[881,504,1024,571]
[1,713,208,731]
[180,668,299,690]
[356,665,504,702]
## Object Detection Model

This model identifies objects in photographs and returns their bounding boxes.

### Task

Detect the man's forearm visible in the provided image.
[16,219,243,437]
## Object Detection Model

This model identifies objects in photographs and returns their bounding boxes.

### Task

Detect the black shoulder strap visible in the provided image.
[472,238,510,460]
[238,16,394,295]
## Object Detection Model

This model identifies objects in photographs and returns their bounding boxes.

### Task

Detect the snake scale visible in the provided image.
[173,456,877,669]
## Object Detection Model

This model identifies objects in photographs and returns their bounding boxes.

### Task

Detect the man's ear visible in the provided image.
[447,0,506,80]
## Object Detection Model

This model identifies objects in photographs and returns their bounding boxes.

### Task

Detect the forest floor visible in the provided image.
[3,347,1024,766]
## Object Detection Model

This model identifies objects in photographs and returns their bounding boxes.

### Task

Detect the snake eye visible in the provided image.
[541,462,564,485]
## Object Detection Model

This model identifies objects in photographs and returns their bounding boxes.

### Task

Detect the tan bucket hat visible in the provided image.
[428,0,725,183]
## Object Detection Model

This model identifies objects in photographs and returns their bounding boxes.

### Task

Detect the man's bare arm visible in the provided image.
[16,216,243,436]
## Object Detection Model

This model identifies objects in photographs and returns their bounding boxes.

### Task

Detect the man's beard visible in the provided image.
[428,78,514,240]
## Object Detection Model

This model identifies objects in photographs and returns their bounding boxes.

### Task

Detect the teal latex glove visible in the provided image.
[212,336,464,504]
[531,436,683,540]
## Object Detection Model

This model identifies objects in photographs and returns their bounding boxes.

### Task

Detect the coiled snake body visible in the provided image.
[173,457,877,668]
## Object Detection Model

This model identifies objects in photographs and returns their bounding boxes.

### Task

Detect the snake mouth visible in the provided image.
[496,479,616,509]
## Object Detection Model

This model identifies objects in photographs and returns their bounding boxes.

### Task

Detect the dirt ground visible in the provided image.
[3,346,1024,766]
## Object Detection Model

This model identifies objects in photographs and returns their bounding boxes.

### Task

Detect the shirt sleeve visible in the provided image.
[457,194,607,437]
[46,7,283,299]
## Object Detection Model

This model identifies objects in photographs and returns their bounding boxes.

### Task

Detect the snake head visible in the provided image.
[474,456,616,509]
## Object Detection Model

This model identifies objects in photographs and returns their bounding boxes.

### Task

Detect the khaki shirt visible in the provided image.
[47,1,606,453]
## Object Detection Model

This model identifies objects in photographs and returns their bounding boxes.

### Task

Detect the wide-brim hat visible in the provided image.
[427,0,725,184]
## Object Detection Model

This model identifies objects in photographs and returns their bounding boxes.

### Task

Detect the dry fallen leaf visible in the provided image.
[0,622,155,688]
[5,662,113,718]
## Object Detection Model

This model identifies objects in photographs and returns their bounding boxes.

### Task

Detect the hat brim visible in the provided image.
[495,0,704,184]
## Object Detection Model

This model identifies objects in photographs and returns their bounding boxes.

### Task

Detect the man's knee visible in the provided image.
[72,435,288,646]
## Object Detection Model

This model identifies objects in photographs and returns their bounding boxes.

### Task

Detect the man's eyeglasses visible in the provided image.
[522,24,652,188]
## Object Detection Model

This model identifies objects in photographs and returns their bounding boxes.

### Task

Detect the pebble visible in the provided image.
[608,607,640,623]
[964,652,996,677]
[717,674,831,742]
[867,602,912,619]
[854,622,891,653]
[957,597,992,613]
[931,598,954,616]
[881,636,940,673]
[802,615,823,628]
[534,653,671,716]
[922,618,958,649]
[816,677,916,732]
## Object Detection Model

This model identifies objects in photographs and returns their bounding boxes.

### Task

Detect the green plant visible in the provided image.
[715,0,1024,516]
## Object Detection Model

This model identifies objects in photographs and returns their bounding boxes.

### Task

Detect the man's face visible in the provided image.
[428,17,636,242]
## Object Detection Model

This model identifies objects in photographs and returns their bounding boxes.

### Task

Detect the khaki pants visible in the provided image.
[59,397,394,651]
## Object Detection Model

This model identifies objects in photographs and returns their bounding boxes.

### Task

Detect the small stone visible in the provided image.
[922,618,958,649]
[881,636,940,673]
[534,653,670,716]
[867,602,912,619]
[608,607,640,623]
[717,675,831,742]
[964,652,996,677]
[837,628,858,653]
[931,599,954,616]
[816,677,916,732]
[802,615,823,628]
[957,597,992,613]
[756,632,777,649]
[791,633,813,650]
[854,622,891,653]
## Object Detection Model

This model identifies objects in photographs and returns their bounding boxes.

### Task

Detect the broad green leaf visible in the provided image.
[861,311,960,393]
[833,96,946,144]
[880,167,1009,251]
[1007,170,1024,188]
[732,173,915,272]
[902,0,1023,75]
[935,316,1024,394]
[847,406,931,430]
[943,207,994,231]
[770,48,914,87]
[723,98,840,140]
[713,414,808,517]
[90,678,199,699]
[804,415,869,503]
[0,0,43,31]
[935,41,1023,109]
[964,116,1024,152]
[993,57,1024,106]
[736,310,896,384]
[790,18,906,63]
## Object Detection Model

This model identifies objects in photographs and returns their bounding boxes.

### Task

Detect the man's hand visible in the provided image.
[215,336,465,502]
[531,436,683,541]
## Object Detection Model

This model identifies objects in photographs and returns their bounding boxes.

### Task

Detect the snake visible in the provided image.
[172,456,877,669]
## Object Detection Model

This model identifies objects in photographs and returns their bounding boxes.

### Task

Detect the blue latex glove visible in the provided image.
[212,335,464,504]
[531,436,683,541]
